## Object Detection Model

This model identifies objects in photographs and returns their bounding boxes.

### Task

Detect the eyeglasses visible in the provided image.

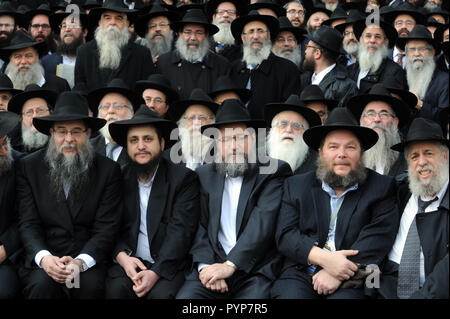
[276,120,305,131]
[53,128,87,138]
[217,135,248,143]
[394,20,415,27]
[182,30,206,37]
[215,9,237,16]
[148,22,170,29]
[144,97,166,105]
[99,103,131,111]
[286,9,305,16]
[0,23,14,29]
[22,108,49,117]
[363,110,395,120]
[242,28,268,36]
[343,31,355,37]
[183,115,214,122]
[275,36,296,43]
[30,24,51,30]
[406,46,431,54]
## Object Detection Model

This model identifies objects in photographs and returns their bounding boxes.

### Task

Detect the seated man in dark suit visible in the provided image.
[16,92,122,299]
[176,99,292,299]
[105,106,200,299]
[271,107,399,299]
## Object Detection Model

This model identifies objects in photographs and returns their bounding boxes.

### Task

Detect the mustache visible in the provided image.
[367,44,379,50]
[417,164,434,173]
[187,40,199,46]
[219,18,233,24]
[104,114,120,122]
[59,143,77,152]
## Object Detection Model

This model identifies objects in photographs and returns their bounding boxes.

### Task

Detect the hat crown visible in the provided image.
[324,107,358,126]
[8,30,35,47]
[346,9,366,23]
[181,8,209,24]
[408,24,433,40]
[106,78,131,90]
[367,83,392,97]
[0,1,16,12]
[283,94,305,107]
[52,92,90,118]
[0,73,14,88]
[211,76,239,92]
[144,74,171,87]
[278,16,294,29]
[310,25,343,53]
[300,84,325,101]
[133,104,162,119]
[102,0,130,10]
[406,117,445,142]
[328,6,347,19]
[215,99,252,124]
[188,88,214,103]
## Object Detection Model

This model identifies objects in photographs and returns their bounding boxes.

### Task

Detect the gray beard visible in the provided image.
[45,136,95,204]
[325,2,339,11]
[362,122,401,174]
[343,41,359,56]
[408,155,449,198]
[406,56,435,100]
[272,45,302,67]
[215,153,254,177]
[358,42,388,73]
[424,1,440,10]
[175,36,210,63]
[267,129,309,172]
[5,62,45,90]
[242,39,272,66]
[0,138,13,176]
[145,31,173,60]
[177,120,214,162]
[316,156,368,189]
[21,123,49,151]
[95,25,130,69]
[213,18,235,46]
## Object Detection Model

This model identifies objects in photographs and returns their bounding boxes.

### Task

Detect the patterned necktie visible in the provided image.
[397,197,437,299]
[397,53,405,68]
[106,142,118,160]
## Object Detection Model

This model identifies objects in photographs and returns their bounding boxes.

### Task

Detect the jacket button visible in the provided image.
[178,63,182,67]
[201,65,206,69]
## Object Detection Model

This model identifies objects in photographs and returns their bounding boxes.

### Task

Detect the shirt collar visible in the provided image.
[312,63,336,84]
[321,181,358,198]
[37,73,46,87]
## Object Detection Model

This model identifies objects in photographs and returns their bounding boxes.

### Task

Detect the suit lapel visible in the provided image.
[209,170,225,247]
[311,183,331,247]
[235,170,257,236]
[67,163,97,220]
[334,188,362,250]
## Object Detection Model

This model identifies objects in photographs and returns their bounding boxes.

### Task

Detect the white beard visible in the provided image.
[267,129,309,172]
[424,1,440,10]
[178,119,214,163]
[272,44,302,67]
[343,40,359,56]
[357,42,388,73]
[145,31,173,60]
[325,2,339,11]
[94,25,130,69]
[212,17,235,46]
[175,36,210,63]
[5,62,45,90]
[21,122,49,151]
[0,138,13,176]
[406,54,436,100]
[408,154,449,197]
[243,39,272,66]
[99,112,132,142]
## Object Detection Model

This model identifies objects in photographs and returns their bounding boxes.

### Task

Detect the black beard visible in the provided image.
[0,31,13,48]
[129,151,161,182]
[302,56,315,72]
[316,157,368,190]
[57,34,85,56]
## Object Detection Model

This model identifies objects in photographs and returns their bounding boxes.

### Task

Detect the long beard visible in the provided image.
[242,39,272,66]
[175,36,210,63]
[145,31,173,60]
[129,150,161,182]
[267,129,309,172]
[343,40,359,56]
[0,138,13,176]
[362,122,401,174]
[357,42,388,72]
[212,17,235,46]
[316,155,368,189]
[272,44,302,67]
[408,154,449,198]
[178,119,214,161]
[0,30,13,48]
[57,31,85,56]
[406,55,435,100]
[95,25,130,69]
[215,151,255,177]
[21,123,49,151]
[45,136,95,204]
[5,62,45,90]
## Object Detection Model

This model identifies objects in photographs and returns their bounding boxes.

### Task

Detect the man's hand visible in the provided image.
[312,269,342,295]
[116,252,147,281]
[40,255,71,284]
[205,279,229,293]
[321,250,359,281]
[0,245,7,264]
[131,270,160,298]
[199,262,235,289]
[412,92,423,110]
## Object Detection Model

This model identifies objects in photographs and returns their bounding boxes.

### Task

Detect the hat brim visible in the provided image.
[0,112,20,137]
[248,3,285,17]
[8,89,58,115]
[264,104,322,128]
[33,115,106,136]
[391,137,450,152]
[0,87,22,96]
[201,118,267,135]
[231,14,279,44]
[134,11,180,38]
[170,20,219,35]
[384,10,426,26]
[88,87,143,116]
[134,81,180,104]
[397,36,441,55]
[170,99,219,122]
[208,88,253,104]
[0,41,47,61]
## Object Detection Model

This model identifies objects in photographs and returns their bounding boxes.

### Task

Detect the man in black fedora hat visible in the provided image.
[74,0,155,92]
[304,4,331,36]
[300,84,338,124]
[0,73,21,112]
[26,3,57,56]
[1,30,70,94]
[271,107,399,299]
[248,0,286,18]
[272,16,306,68]
[168,88,218,170]
[16,91,122,298]
[229,10,300,120]
[7,84,58,154]
[300,25,358,108]
[400,24,448,121]
[88,78,142,168]
[434,22,448,72]
[156,8,231,100]
[347,83,411,177]
[208,75,253,105]
[105,105,200,299]
[135,73,180,118]
[265,94,322,174]
[176,99,292,299]
[284,0,306,28]
[0,111,23,299]
[378,118,449,299]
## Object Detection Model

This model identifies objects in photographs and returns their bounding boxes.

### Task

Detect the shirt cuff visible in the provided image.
[198,263,210,273]
[35,250,52,268]
[75,253,96,270]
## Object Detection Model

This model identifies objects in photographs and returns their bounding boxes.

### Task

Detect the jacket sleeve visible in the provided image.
[74,45,88,92]
[410,254,449,299]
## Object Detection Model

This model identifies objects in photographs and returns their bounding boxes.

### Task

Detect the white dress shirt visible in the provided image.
[105,138,123,162]
[393,46,406,69]
[311,63,336,85]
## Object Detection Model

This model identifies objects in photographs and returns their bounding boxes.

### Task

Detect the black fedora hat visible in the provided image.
[83,0,102,11]
[201,98,267,134]
[438,106,449,137]
[231,10,280,44]
[383,76,418,110]
[383,1,426,25]
[170,88,219,121]
[426,7,449,22]
[205,0,248,20]
[303,107,379,151]
[305,4,332,23]
[0,111,20,138]
[0,73,22,96]
[433,23,449,43]
[88,0,138,25]
[134,2,180,38]
[52,1,68,12]
[248,0,286,17]
[353,17,398,48]
[347,83,411,128]
[300,84,338,111]
[391,117,449,152]
[0,1,24,23]
[25,3,52,23]
[135,74,180,104]
[88,78,143,116]
[307,25,343,54]
[0,30,47,61]
[49,4,89,32]
[335,9,366,33]
[8,84,58,116]
[427,16,444,28]
[14,5,29,29]
[33,91,106,135]
[208,76,253,104]
[264,94,322,128]
[171,8,219,35]
[277,16,306,43]
[322,6,348,27]
[177,4,205,16]
[108,104,177,148]
[397,24,441,55]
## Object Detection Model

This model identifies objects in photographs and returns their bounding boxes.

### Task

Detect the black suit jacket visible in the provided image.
[187,159,292,280]
[112,157,200,280]
[16,149,123,268]
[90,134,129,169]
[41,54,63,75]
[42,72,71,94]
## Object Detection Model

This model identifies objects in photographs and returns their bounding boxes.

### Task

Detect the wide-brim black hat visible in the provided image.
[264,94,322,128]
[433,22,449,43]
[0,74,22,96]
[391,117,449,152]
[334,9,366,33]
[205,0,248,20]
[427,16,444,28]
[383,2,426,25]
[322,6,348,27]
[0,30,47,61]
[171,8,219,35]
[397,24,441,55]
[303,107,379,151]
[208,76,253,104]
[170,88,219,122]
[25,3,52,23]
[108,104,177,148]
[300,84,338,111]
[347,83,411,128]
[306,24,343,54]
[426,7,449,21]
[201,98,266,134]
[88,78,143,116]
[49,5,89,32]
[248,0,286,17]
[33,91,106,135]
[438,106,449,136]
[88,0,138,25]
[305,5,332,22]
[383,76,418,110]
[135,74,180,104]
[83,0,102,11]
[277,16,306,43]
[0,111,20,137]
[8,84,58,116]
[231,10,280,44]
[353,17,398,48]
[0,1,24,23]
[134,2,180,38]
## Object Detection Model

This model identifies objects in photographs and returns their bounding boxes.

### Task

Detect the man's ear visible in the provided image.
[87,128,92,138]
[161,137,165,151]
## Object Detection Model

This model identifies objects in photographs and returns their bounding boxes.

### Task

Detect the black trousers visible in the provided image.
[0,262,21,299]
